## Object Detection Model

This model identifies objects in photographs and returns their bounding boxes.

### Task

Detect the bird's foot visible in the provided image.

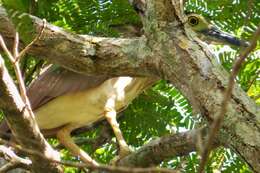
[110,146,133,165]
[119,146,133,158]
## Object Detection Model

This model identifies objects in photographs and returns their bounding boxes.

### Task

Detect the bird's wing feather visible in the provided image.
[28,66,109,110]
[0,66,108,137]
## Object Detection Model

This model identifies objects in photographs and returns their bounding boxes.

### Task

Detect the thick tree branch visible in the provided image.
[118,127,218,167]
[0,6,155,77]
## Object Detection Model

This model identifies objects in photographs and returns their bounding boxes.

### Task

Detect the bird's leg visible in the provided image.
[105,98,132,158]
[56,124,99,166]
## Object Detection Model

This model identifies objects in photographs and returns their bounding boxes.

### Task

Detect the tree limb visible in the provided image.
[118,127,218,167]
[0,6,155,77]
[0,53,62,173]
[0,145,31,172]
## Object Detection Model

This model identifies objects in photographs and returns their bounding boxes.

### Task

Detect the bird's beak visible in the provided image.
[200,26,249,47]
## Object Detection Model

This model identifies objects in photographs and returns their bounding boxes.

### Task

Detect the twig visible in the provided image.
[0,145,32,166]
[15,19,46,62]
[246,69,260,92]
[0,19,46,110]
[24,59,45,84]
[198,25,260,173]
[0,35,14,62]
[0,161,30,173]
[252,94,260,100]
[9,33,31,108]
[0,145,31,172]
[215,153,225,171]
[244,0,253,27]
[0,138,179,173]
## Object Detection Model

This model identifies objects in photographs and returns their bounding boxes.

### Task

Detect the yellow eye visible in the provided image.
[188,16,199,26]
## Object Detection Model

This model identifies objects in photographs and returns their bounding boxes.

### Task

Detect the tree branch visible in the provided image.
[0,53,62,172]
[118,127,218,167]
[0,145,31,172]
[0,138,179,173]
[0,6,155,77]
[0,127,213,172]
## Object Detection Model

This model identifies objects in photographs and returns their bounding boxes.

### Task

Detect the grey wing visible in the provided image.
[28,66,109,110]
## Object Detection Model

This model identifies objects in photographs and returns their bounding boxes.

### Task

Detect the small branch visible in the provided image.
[0,145,31,172]
[15,19,46,62]
[13,32,19,60]
[0,19,45,109]
[0,19,46,128]
[252,94,260,100]
[0,145,32,166]
[1,32,30,109]
[244,0,253,27]
[246,69,260,92]
[0,138,179,173]
[24,59,45,84]
[198,25,260,173]
[0,34,15,62]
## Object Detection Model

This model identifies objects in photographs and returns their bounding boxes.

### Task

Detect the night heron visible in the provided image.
[0,13,248,165]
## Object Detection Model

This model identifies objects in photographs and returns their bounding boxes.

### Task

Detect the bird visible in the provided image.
[0,13,249,166]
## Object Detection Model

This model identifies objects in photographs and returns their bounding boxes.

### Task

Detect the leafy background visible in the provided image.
[0,0,259,172]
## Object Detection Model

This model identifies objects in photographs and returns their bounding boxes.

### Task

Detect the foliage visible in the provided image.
[0,0,259,172]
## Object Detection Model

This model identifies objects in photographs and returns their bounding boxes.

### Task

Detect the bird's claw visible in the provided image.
[119,146,133,158]
[110,146,133,165]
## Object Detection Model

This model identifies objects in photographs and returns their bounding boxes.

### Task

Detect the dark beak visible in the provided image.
[201,26,249,47]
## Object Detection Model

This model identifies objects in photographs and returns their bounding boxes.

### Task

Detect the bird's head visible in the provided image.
[186,13,249,47]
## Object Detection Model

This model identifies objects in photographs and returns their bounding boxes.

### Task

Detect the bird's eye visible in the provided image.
[188,16,199,26]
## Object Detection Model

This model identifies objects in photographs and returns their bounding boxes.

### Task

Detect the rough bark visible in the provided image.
[0,0,259,172]
[117,127,219,167]
[0,7,154,77]
[139,1,260,172]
